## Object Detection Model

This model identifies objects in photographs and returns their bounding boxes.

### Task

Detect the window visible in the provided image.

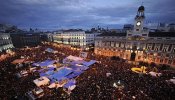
[119,42,121,47]
[147,46,152,51]
[142,34,147,36]
[116,43,119,47]
[168,44,172,51]
[111,42,114,47]
[155,47,159,51]
[162,46,168,52]
[152,43,155,50]
[138,56,141,60]
[160,44,163,51]
[168,60,172,64]
[172,48,175,53]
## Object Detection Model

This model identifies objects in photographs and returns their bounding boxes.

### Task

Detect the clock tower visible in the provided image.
[134,5,145,32]
[127,5,149,39]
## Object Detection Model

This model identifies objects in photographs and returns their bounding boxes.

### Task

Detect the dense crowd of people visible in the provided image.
[0,43,175,100]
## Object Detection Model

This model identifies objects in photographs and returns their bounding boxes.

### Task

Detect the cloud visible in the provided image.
[0,0,175,30]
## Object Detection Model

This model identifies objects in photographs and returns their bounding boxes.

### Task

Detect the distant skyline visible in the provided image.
[0,0,175,30]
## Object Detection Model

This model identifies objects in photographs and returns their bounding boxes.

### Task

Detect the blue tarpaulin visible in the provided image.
[66,71,83,79]
[63,79,76,88]
[39,60,56,67]
[45,48,54,53]
[83,60,96,67]
[33,60,56,67]
[34,58,96,89]
[50,67,73,81]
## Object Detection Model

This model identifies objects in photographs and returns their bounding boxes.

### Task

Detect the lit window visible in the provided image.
[173,48,175,53]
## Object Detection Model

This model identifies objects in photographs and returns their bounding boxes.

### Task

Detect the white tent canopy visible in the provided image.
[33,77,50,87]
[66,55,83,61]
[149,72,162,77]
[169,79,175,84]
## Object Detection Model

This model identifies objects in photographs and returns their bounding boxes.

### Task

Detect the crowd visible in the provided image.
[0,43,175,100]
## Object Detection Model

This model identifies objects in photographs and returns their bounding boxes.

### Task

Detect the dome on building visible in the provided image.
[138,6,145,11]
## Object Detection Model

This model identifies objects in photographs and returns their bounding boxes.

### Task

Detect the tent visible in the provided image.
[33,77,50,87]
[39,60,56,67]
[66,71,83,79]
[83,60,96,67]
[65,55,83,61]
[169,79,175,84]
[149,72,162,77]
[45,48,54,53]
[63,79,76,91]
[50,67,73,81]
[32,60,56,67]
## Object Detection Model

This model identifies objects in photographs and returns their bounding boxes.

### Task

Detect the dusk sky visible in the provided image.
[0,0,175,30]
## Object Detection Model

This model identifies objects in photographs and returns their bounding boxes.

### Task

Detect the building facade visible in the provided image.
[40,32,53,42]
[0,33,14,52]
[10,33,41,48]
[94,6,175,68]
[53,29,100,49]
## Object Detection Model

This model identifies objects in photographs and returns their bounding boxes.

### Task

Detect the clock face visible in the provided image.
[136,21,141,26]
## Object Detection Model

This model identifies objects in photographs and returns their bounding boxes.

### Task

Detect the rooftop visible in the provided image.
[149,32,175,37]
[98,32,127,37]
[63,29,84,32]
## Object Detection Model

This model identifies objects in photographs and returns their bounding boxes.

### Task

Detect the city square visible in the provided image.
[0,0,175,100]
[0,43,175,99]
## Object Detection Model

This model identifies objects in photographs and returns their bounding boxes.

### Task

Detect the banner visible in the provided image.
[79,52,88,58]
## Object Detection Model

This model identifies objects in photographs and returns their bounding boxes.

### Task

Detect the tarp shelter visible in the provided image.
[65,55,83,61]
[50,67,73,81]
[33,77,50,87]
[63,79,76,91]
[32,60,56,67]
[149,72,162,77]
[45,48,54,53]
[83,60,96,67]
[66,71,83,79]
[45,70,54,76]
[169,79,175,84]
[34,57,96,90]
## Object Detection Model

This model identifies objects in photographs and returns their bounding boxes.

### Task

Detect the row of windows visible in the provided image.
[97,41,140,49]
[149,37,173,40]
[61,34,94,37]
[96,41,175,53]
[0,41,12,45]
[146,44,175,53]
